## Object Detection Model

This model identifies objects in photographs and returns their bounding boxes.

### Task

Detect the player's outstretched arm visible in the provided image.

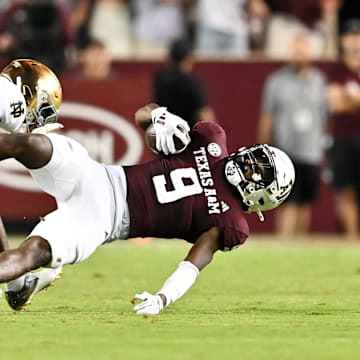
[133,227,221,315]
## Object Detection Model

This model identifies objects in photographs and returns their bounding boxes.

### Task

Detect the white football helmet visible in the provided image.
[225,144,295,221]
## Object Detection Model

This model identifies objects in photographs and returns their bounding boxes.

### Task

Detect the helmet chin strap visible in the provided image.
[256,210,265,222]
[226,159,265,221]
[236,184,264,222]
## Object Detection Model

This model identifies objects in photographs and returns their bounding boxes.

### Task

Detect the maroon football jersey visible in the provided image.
[329,63,360,138]
[123,122,249,251]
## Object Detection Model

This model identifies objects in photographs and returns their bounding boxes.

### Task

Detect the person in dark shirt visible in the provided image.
[0,59,295,314]
[327,19,360,239]
[153,38,216,129]
[0,0,74,74]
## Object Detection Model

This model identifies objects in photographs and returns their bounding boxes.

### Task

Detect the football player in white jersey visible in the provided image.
[0,60,63,310]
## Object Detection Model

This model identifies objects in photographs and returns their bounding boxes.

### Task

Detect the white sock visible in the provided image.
[5,273,29,292]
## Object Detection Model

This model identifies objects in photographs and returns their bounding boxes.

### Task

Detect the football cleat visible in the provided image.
[5,268,62,311]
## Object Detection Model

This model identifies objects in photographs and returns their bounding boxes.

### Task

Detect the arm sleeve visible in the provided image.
[157,261,200,306]
[219,227,249,252]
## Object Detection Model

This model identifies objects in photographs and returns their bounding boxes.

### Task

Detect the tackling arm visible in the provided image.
[133,227,221,314]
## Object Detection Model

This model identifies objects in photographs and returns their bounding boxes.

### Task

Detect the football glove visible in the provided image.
[151,107,190,155]
[133,291,164,315]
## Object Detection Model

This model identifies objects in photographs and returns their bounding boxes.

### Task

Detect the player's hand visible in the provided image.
[151,107,190,155]
[132,291,164,315]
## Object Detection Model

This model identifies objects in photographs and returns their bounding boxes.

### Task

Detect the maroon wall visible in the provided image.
[0,60,338,233]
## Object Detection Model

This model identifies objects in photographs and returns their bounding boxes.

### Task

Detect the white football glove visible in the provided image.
[151,107,190,155]
[133,291,164,315]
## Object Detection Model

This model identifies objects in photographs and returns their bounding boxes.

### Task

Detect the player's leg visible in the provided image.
[0,132,52,169]
[0,236,61,310]
[0,216,59,310]
[0,236,51,282]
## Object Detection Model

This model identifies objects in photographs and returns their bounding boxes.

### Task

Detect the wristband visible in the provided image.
[157,261,199,306]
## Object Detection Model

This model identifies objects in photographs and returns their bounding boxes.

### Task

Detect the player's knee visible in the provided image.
[20,236,52,269]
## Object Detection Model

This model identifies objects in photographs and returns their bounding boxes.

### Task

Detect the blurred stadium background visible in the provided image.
[0,60,338,234]
[1,2,360,359]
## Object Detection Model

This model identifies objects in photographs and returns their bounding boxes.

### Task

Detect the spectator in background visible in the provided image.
[247,0,272,54]
[327,19,360,239]
[317,0,342,60]
[153,38,216,129]
[265,0,342,60]
[338,1,360,30]
[132,0,187,59]
[75,0,132,59]
[257,33,328,235]
[195,0,249,57]
[0,0,75,73]
[0,1,12,13]
[77,39,115,80]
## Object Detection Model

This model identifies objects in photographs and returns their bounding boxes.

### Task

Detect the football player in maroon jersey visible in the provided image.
[327,19,360,238]
[0,59,295,314]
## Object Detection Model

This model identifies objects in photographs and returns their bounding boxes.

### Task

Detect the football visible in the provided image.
[145,123,190,155]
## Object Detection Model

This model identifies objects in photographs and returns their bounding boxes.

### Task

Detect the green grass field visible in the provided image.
[1,236,360,360]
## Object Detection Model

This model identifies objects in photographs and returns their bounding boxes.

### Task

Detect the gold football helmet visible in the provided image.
[1,59,62,132]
